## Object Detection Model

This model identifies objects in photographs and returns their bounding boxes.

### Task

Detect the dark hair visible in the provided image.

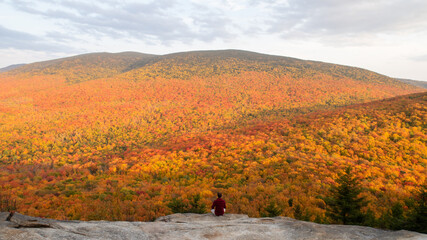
[217,192,222,198]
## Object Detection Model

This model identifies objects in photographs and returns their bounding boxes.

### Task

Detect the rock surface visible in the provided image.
[0,212,425,240]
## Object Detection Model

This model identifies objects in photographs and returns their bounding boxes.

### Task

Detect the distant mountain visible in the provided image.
[1,49,423,122]
[2,50,420,89]
[396,78,427,89]
[5,52,156,83]
[0,63,26,72]
[122,50,421,87]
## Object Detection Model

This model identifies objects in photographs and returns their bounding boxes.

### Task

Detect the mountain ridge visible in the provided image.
[0,63,26,72]
[3,50,425,90]
[396,78,427,89]
[1,50,421,89]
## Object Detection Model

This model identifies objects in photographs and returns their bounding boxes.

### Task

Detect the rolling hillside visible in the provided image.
[396,78,427,89]
[3,50,420,88]
[0,50,422,134]
[4,52,155,83]
[0,90,425,222]
[0,50,425,225]
[0,64,26,72]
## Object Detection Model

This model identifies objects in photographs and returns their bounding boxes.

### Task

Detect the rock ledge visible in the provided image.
[1,212,425,240]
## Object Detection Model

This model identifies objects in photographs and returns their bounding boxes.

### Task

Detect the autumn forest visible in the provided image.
[0,50,425,230]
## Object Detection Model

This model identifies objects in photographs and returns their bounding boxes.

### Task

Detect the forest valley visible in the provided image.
[0,51,425,233]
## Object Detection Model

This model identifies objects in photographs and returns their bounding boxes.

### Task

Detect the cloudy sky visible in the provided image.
[1,0,427,80]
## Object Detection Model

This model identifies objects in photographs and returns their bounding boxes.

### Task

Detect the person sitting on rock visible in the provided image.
[211,192,226,216]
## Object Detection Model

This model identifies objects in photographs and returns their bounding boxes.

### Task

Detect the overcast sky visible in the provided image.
[1,0,427,80]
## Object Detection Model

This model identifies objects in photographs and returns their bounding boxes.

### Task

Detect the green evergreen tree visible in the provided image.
[378,202,406,230]
[0,190,16,212]
[293,204,303,220]
[325,167,368,225]
[314,214,323,223]
[168,194,207,214]
[167,197,188,213]
[363,208,377,227]
[405,185,427,233]
[263,201,282,217]
[292,203,311,221]
[390,202,406,230]
[288,198,293,207]
[187,194,207,214]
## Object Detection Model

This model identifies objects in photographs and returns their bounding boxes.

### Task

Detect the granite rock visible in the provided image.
[0,212,425,240]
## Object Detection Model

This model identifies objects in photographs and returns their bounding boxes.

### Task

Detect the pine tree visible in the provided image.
[167,194,207,214]
[167,197,188,213]
[293,204,303,220]
[0,190,16,212]
[378,202,406,230]
[263,201,281,217]
[187,194,207,214]
[405,185,427,233]
[325,167,368,225]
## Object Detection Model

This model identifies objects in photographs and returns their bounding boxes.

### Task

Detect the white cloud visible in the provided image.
[410,54,427,62]
[266,0,427,43]
[0,24,75,52]
[0,0,427,80]
[5,0,234,44]
[5,0,427,47]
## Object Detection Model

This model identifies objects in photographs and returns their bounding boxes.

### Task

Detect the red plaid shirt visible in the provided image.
[211,198,226,216]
